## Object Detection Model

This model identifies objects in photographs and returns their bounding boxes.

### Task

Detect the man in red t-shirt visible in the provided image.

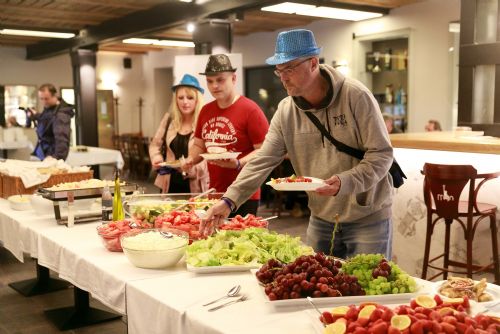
[182,54,269,216]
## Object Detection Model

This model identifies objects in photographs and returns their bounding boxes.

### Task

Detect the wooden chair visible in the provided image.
[421,163,500,284]
[128,136,151,180]
[119,135,132,177]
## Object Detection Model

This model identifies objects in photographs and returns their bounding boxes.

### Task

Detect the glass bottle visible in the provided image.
[102,185,113,222]
[112,169,124,221]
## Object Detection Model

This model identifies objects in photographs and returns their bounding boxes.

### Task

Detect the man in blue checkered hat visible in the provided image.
[202,29,394,260]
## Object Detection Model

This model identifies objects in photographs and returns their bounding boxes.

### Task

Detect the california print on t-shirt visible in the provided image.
[201,116,238,149]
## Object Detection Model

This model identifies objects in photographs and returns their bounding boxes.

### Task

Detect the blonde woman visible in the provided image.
[149,74,209,193]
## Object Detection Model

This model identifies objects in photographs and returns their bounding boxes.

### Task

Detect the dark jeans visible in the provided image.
[230,199,259,217]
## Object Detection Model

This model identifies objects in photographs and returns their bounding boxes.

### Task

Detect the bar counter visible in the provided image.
[389,131,500,282]
[390,131,500,154]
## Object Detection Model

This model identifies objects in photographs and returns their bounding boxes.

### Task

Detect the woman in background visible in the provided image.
[149,74,209,193]
[425,119,442,132]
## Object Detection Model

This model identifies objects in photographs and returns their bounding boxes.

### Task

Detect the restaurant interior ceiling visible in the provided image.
[0,0,423,59]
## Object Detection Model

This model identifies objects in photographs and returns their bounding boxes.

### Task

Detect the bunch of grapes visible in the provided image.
[255,258,284,284]
[372,258,391,278]
[342,254,417,295]
[256,253,364,300]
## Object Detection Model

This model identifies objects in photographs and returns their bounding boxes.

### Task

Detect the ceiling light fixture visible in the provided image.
[262,2,384,21]
[0,28,75,39]
[261,2,315,14]
[154,40,195,47]
[122,38,195,48]
[187,23,196,33]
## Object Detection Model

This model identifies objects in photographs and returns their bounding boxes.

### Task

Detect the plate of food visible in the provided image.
[308,295,500,334]
[200,152,241,161]
[434,277,499,303]
[159,160,181,168]
[253,253,429,308]
[266,175,324,191]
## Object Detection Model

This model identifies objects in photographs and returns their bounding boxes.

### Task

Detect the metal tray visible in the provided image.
[38,183,137,201]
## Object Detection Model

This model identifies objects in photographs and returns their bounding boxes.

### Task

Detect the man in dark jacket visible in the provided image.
[28,83,74,160]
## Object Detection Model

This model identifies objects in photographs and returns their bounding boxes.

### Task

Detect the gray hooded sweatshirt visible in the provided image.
[225,64,393,224]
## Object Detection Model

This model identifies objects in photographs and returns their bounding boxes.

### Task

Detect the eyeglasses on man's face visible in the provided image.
[274,58,312,77]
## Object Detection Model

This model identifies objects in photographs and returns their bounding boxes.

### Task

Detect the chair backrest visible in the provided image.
[422,163,477,219]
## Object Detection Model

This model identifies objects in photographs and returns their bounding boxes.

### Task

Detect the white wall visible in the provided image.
[96,52,146,135]
[232,0,460,132]
[0,47,73,107]
[141,48,192,137]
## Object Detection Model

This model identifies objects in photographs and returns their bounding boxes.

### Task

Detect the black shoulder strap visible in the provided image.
[165,115,172,134]
[304,111,365,160]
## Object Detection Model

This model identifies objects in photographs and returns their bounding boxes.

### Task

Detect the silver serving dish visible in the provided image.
[37,183,137,225]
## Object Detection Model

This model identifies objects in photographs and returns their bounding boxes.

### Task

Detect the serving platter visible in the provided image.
[200,152,241,161]
[186,263,260,274]
[433,279,500,304]
[38,182,137,200]
[266,177,325,191]
[253,274,432,308]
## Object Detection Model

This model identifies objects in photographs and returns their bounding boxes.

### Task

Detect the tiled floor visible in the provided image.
[0,180,309,333]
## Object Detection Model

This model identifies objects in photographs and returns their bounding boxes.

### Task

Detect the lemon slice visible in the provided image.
[442,297,464,304]
[390,315,411,330]
[323,321,347,334]
[415,295,437,308]
[358,305,377,318]
[437,307,456,316]
[331,306,349,316]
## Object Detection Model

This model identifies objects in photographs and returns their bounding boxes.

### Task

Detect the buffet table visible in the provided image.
[0,197,440,333]
[66,147,124,169]
[390,132,500,281]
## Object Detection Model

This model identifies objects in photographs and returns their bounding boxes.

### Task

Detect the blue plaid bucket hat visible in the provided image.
[266,29,322,65]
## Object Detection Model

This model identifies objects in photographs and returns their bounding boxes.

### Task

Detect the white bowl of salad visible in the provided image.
[120,228,189,269]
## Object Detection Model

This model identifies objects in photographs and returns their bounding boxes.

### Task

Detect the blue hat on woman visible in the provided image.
[266,29,322,65]
[171,74,204,94]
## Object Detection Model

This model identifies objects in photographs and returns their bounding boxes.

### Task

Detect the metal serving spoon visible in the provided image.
[202,285,241,307]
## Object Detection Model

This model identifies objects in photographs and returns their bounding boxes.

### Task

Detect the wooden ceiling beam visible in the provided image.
[0,3,117,20]
[0,13,101,26]
[62,0,154,10]
[26,0,275,60]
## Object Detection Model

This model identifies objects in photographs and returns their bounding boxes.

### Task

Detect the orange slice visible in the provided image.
[415,295,437,308]
[390,315,411,330]
[358,305,377,318]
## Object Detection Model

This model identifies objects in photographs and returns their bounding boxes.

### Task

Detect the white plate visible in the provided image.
[255,275,431,308]
[266,177,325,191]
[159,161,181,168]
[434,280,500,304]
[200,152,241,161]
[186,263,259,274]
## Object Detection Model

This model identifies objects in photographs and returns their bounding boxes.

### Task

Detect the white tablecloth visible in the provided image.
[126,272,435,334]
[0,199,178,314]
[0,140,32,150]
[126,272,321,334]
[66,147,124,169]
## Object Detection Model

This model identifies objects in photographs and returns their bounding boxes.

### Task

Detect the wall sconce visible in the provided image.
[332,60,349,76]
[100,71,119,94]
